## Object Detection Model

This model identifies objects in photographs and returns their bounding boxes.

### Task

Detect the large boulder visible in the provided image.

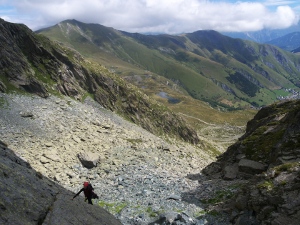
[238,159,266,175]
[78,151,100,168]
[223,163,239,180]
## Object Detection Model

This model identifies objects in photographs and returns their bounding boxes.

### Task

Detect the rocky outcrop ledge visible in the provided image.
[203,100,300,225]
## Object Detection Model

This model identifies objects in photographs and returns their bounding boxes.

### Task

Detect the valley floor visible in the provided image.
[0,93,243,224]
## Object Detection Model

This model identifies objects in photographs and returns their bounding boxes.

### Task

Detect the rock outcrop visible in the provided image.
[204,100,300,178]
[230,162,300,225]
[0,140,122,225]
[203,100,300,224]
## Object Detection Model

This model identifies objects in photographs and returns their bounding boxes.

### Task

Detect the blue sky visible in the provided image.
[0,0,299,33]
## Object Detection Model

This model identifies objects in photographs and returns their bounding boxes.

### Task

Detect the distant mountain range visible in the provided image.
[266,32,300,52]
[37,19,300,109]
[223,22,300,52]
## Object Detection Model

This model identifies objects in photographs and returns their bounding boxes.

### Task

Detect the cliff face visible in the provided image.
[0,140,122,225]
[0,18,198,144]
[0,19,47,96]
[203,100,300,224]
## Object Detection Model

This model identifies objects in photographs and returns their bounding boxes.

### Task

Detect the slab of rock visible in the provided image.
[238,158,266,175]
[43,193,122,225]
[78,151,100,168]
[40,156,50,164]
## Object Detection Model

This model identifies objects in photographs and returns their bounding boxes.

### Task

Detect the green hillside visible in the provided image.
[37,20,300,110]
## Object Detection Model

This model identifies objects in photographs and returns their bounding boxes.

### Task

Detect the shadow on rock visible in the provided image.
[180,172,237,225]
[0,140,122,225]
[185,173,203,181]
[181,173,211,208]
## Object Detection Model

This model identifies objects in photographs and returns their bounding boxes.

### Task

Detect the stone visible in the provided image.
[234,195,248,210]
[44,142,53,147]
[238,158,266,175]
[167,194,181,201]
[72,135,81,143]
[223,163,239,180]
[160,212,181,223]
[43,151,61,162]
[78,151,100,168]
[20,111,34,118]
[40,156,50,164]
[234,211,260,225]
[102,124,111,129]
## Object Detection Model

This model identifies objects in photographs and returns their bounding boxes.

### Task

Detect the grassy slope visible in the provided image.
[38,21,300,110]
[37,23,238,105]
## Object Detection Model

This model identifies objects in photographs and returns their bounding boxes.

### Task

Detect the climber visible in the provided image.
[72,181,99,204]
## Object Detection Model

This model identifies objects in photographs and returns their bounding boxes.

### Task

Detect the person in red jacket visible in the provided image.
[72,181,98,204]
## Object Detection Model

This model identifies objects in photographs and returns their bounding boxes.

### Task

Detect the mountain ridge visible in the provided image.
[222,22,300,43]
[266,32,300,52]
[37,19,300,109]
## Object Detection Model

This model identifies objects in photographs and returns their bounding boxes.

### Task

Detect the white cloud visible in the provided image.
[264,0,297,6]
[0,0,299,33]
[264,5,298,28]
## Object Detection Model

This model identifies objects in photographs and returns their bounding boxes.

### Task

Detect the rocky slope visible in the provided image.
[203,100,300,224]
[2,93,299,225]
[0,18,246,225]
[0,18,198,144]
[0,93,223,224]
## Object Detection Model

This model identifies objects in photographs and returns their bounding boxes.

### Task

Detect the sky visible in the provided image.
[0,0,299,34]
